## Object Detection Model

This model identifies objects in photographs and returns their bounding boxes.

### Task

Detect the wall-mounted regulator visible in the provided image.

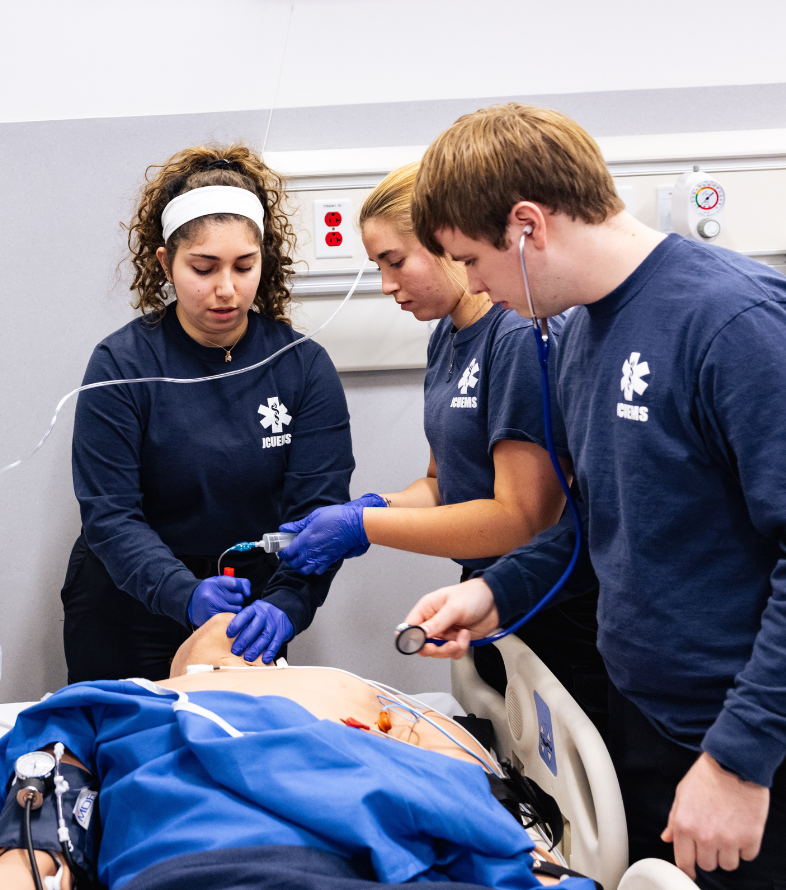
[671,166,726,242]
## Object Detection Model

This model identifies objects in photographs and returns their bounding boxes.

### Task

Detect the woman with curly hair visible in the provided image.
[60,145,354,683]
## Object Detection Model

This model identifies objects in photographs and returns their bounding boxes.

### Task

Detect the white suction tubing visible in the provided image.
[0,261,367,476]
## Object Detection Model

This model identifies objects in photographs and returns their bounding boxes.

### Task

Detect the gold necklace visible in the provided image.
[447,298,490,380]
[200,327,245,362]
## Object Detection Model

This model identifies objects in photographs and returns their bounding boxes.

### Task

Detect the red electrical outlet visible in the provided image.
[315,199,354,258]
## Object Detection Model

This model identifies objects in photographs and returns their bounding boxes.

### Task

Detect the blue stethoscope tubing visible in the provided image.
[425,231,582,649]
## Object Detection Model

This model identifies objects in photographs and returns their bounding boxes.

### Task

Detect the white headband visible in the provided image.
[161,185,265,242]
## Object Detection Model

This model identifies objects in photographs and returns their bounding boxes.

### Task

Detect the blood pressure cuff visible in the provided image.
[0,763,99,882]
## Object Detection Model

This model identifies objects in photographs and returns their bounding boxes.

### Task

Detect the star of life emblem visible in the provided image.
[621,352,650,401]
[458,358,480,395]
[258,397,292,434]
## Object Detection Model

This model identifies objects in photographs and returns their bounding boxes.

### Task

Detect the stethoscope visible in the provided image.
[395,226,582,655]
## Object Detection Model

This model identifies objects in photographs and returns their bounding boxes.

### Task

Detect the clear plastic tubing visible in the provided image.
[0,261,367,476]
[262,532,297,553]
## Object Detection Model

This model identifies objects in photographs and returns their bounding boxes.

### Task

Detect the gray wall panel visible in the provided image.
[262,83,786,151]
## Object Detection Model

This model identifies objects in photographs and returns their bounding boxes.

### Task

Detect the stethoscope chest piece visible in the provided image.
[394,623,427,655]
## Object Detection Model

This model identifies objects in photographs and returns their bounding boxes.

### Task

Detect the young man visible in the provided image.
[403,103,786,889]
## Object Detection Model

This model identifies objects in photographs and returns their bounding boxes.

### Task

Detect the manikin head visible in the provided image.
[411,103,625,318]
[359,162,475,322]
[169,612,273,678]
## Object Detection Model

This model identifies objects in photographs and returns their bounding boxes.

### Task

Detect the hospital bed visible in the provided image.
[444,635,699,890]
[0,643,697,890]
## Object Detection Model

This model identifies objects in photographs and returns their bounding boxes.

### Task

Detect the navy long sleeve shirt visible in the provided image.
[483,235,786,786]
[72,306,354,634]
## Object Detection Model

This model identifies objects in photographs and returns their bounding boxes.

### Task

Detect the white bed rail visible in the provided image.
[452,636,628,890]
[618,858,700,890]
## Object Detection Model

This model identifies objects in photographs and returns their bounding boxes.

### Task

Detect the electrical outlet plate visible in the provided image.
[658,185,675,233]
[314,199,354,259]
[616,183,635,215]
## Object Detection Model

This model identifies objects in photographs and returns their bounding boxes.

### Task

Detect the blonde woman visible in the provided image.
[281,164,608,734]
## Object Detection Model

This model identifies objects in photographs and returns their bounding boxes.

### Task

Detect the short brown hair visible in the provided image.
[412,103,623,253]
[127,144,296,321]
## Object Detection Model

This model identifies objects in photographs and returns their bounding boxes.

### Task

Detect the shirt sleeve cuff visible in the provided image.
[159,573,200,627]
[702,707,785,787]
[262,590,309,636]
[480,558,539,627]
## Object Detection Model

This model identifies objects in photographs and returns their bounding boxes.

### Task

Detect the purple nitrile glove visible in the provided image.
[188,575,251,627]
[227,600,294,663]
[279,501,369,575]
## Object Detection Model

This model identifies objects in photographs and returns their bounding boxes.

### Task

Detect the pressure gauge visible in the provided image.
[671,168,726,242]
[15,751,55,781]
[694,184,723,213]
[14,750,55,809]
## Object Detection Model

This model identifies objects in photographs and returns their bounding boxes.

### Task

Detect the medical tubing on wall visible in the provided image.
[0,261,367,477]
[425,327,582,649]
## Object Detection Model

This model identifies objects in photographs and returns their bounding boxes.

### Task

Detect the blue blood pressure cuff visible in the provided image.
[0,763,99,880]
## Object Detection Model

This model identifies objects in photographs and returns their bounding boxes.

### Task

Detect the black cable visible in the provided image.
[23,794,45,890]
[60,839,78,889]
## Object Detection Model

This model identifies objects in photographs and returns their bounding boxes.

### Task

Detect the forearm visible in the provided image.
[701,579,786,785]
[381,476,441,509]
[82,516,199,625]
[363,494,563,559]
[75,380,199,624]
[0,749,86,889]
[482,497,595,625]
[0,849,71,890]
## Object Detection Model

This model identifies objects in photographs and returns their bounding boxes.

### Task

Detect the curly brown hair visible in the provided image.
[127,144,297,321]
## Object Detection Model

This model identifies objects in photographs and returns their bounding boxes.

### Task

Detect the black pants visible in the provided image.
[607,682,786,890]
[61,534,283,684]
[465,567,610,745]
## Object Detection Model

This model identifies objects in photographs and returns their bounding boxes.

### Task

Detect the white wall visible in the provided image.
[2,0,786,123]
[2,0,786,702]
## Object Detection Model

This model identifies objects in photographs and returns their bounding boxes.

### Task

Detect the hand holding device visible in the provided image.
[401,578,501,659]
[227,600,294,663]
[279,501,371,574]
[188,575,251,627]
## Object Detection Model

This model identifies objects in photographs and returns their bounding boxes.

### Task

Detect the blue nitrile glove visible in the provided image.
[347,492,388,509]
[188,575,251,627]
[279,501,369,575]
[343,493,388,556]
[227,600,294,663]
